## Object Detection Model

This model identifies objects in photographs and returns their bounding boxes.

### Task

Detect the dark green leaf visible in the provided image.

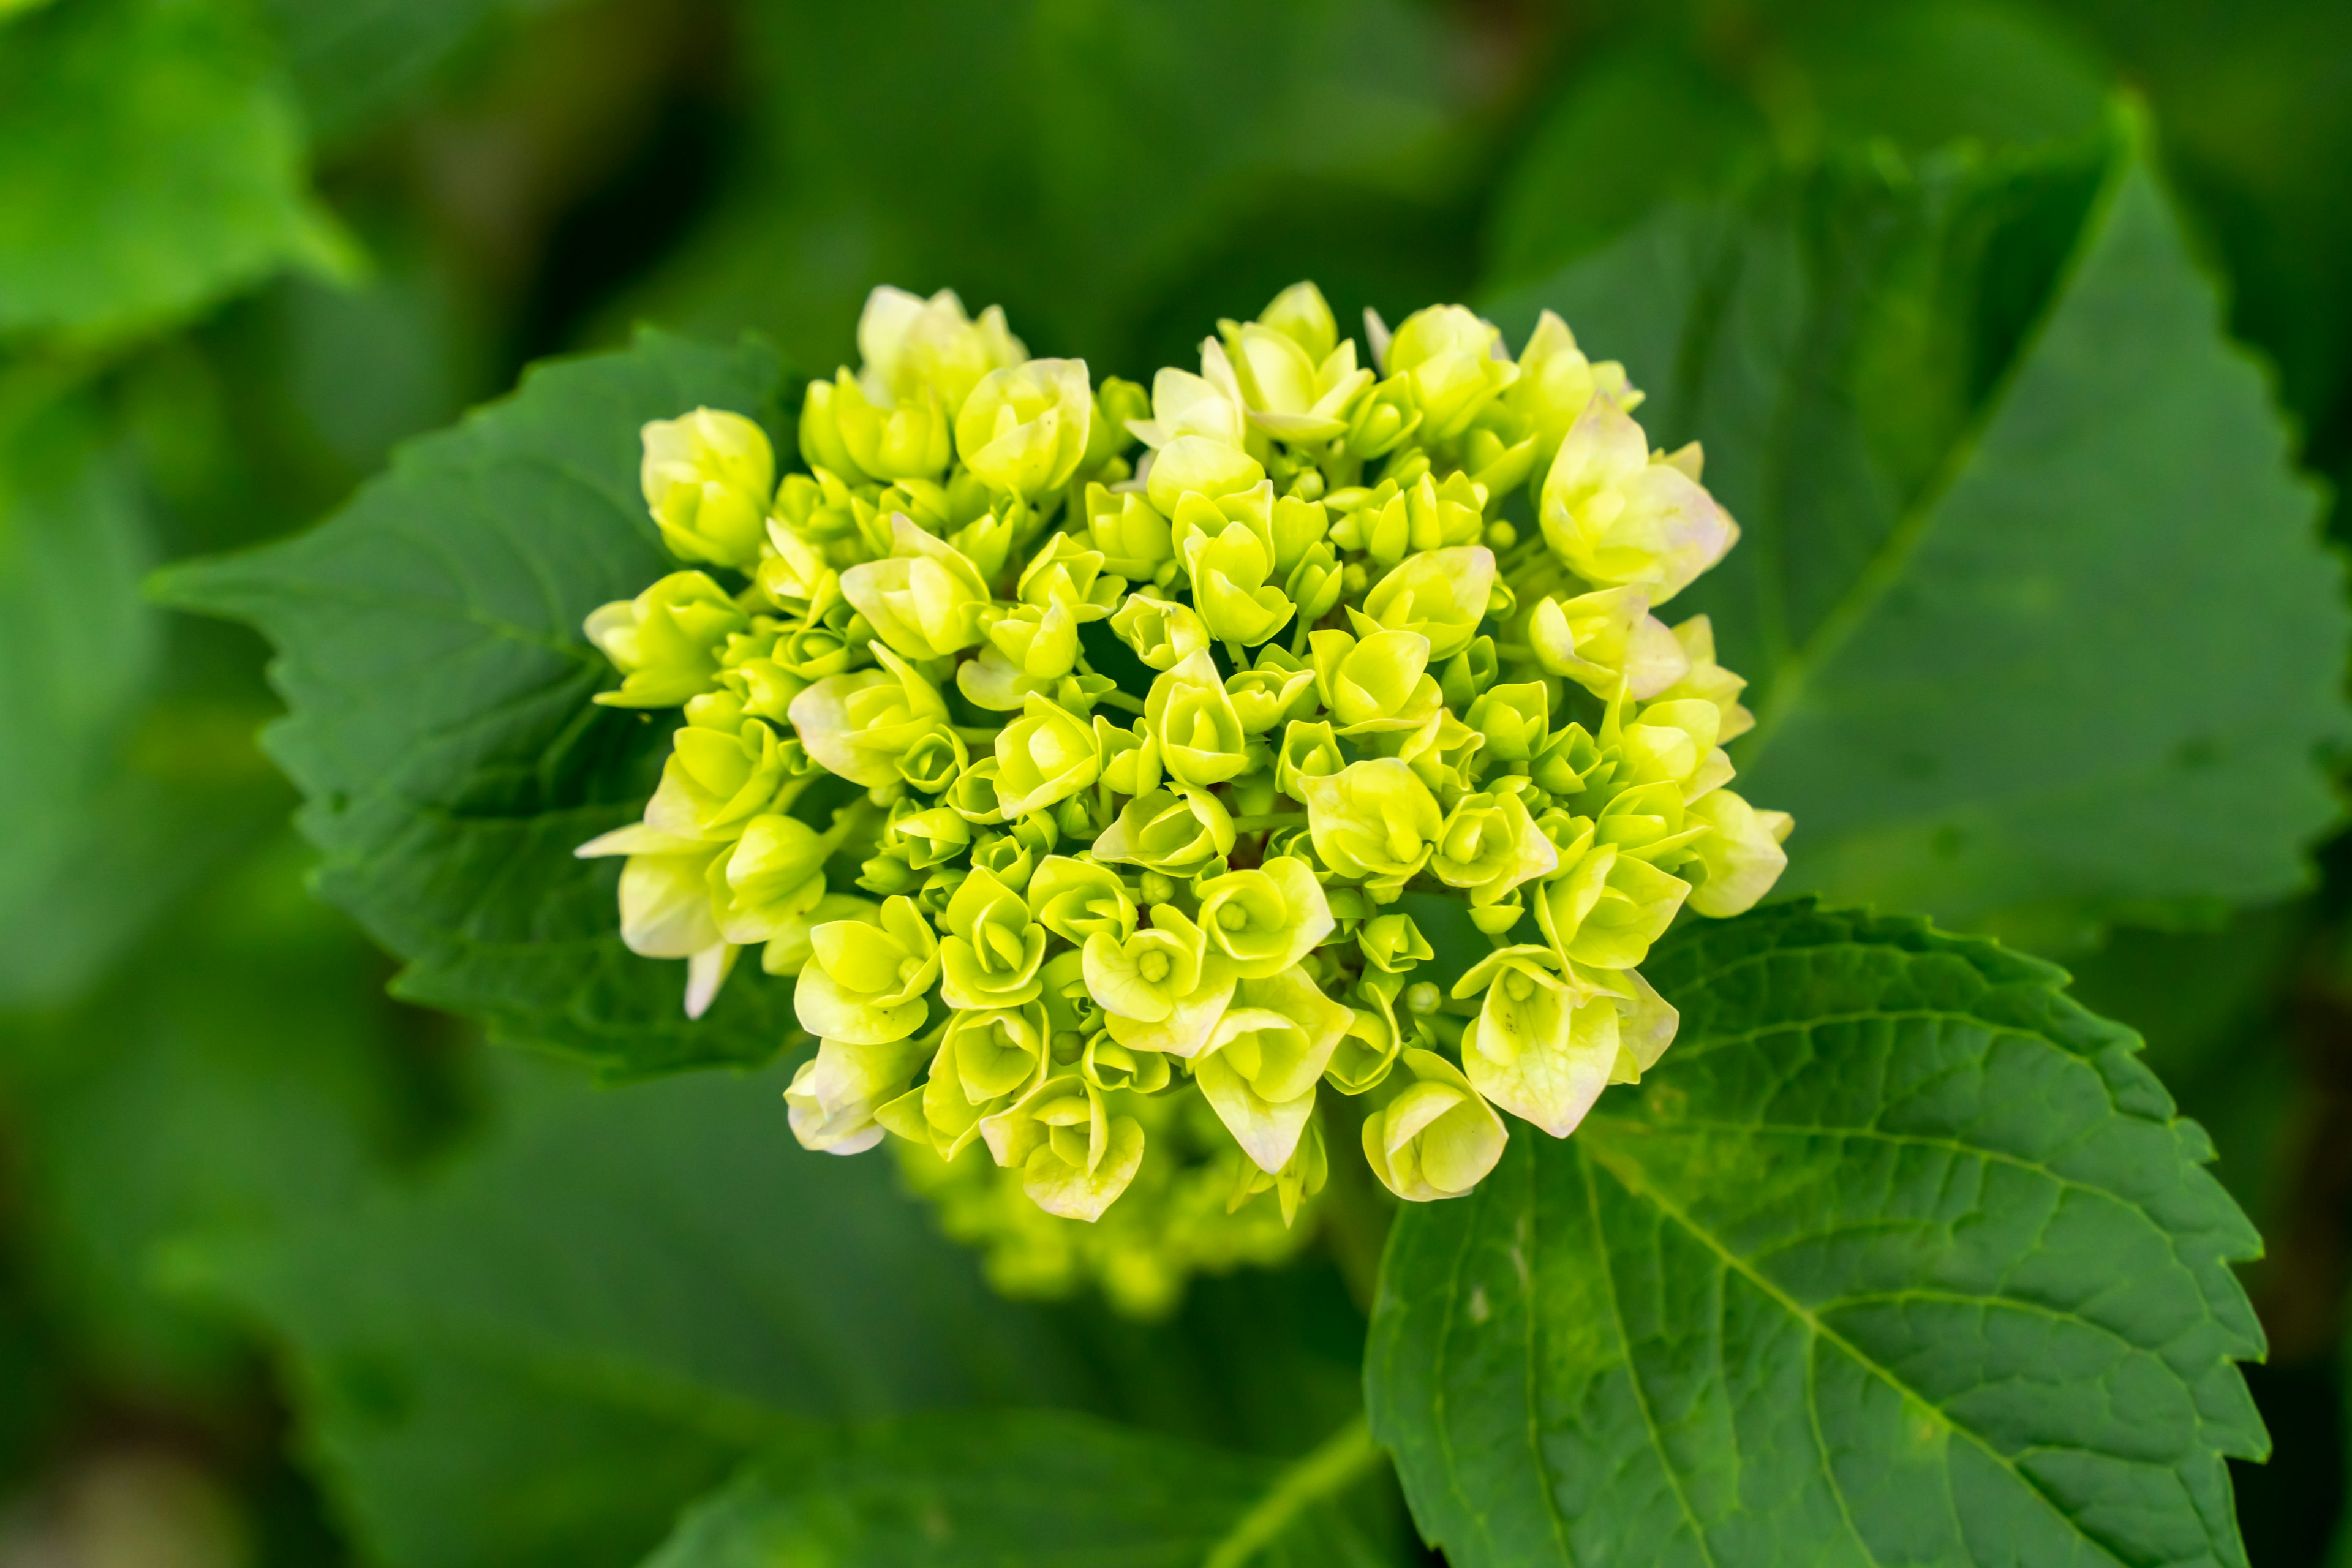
[0,384,272,1005]
[180,1059,1088,1568]
[1489,115,2348,940]
[0,832,422,1395]
[642,1409,1413,1568]
[1367,901,2264,1568]
[0,0,341,337]
[156,330,797,1076]
[262,0,515,146]
[625,0,1464,375]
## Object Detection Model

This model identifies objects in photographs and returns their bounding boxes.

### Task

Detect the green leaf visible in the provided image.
[156,330,798,1076]
[642,1409,1413,1568]
[0,0,343,338]
[0,383,274,1005]
[260,0,518,146]
[625,0,1463,375]
[0,832,422,1396]
[1486,1,2111,288]
[1488,112,2349,941]
[1366,900,2265,1568]
[179,1059,1090,1568]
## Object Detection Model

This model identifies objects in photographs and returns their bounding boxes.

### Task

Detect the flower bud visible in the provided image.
[1283,542,1344,628]
[1197,965,1352,1172]
[1258,281,1340,361]
[1145,435,1265,517]
[1432,787,1560,908]
[1275,719,1344,803]
[1453,945,1621,1137]
[839,513,993,660]
[1343,374,1423,459]
[877,1003,1049,1159]
[758,891,880,977]
[1494,310,1640,468]
[1225,652,1317,736]
[796,380,861,480]
[1229,1114,1328,1227]
[856,285,1025,415]
[788,1036,930,1155]
[1684,788,1792,918]
[1082,376,1150,472]
[994,694,1103,817]
[1083,908,1207,1025]
[1223,317,1373,444]
[979,1074,1147,1221]
[889,803,971,870]
[1358,912,1433,974]
[1540,399,1737,605]
[956,358,1095,497]
[1386,305,1519,440]
[1652,614,1754,742]
[712,812,829,948]
[1148,649,1250,786]
[643,715,794,840]
[1527,586,1691,701]
[1029,854,1137,943]
[1361,1049,1507,1201]
[1536,831,1691,970]
[1091,785,1237,876]
[1085,484,1175,579]
[1302,759,1443,894]
[1096,715,1163,797]
[824,369,953,481]
[584,571,748,708]
[1357,546,1496,660]
[938,865,1047,1011]
[896,728,968,794]
[793,895,940,1045]
[1129,364,1248,450]
[1464,680,1548,763]
[640,408,774,568]
[1310,627,1438,733]
[1195,857,1335,978]
[1182,519,1295,647]
[1109,590,1208,671]
[788,644,951,789]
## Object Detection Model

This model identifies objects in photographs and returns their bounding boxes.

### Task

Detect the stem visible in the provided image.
[1229,810,1306,833]
[1203,1415,1385,1568]
[1093,688,1147,715]
[951,725,1001,744]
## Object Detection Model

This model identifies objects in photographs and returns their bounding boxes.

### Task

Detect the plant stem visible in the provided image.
[1202,1414,1386,1568]
[1229,810,1306,833]
[1094,688,1147,715]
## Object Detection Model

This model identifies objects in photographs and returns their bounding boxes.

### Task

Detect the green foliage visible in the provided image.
[631,0,1467,374]
[0,0,344,339]
[181,1058,1086,1568]
[1367,900,2265,1568]
[1489,116,2348,942]
[156,331,802,1076]
[643,1410,1411,1567]
[0,834,421,1395]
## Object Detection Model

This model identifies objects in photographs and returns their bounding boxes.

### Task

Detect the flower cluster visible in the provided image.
[579,283,1789,1295]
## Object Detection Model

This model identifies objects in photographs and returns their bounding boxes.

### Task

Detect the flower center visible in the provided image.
[1218,903,1250,931]
[1504,972,1534,1002]
[1137,950,1172,984]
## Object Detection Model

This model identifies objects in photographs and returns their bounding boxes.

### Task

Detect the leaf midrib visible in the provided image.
[1736,134,2131,768]
[1574,1136,2141,1568]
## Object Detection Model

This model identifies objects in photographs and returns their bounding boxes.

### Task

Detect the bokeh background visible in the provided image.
[2,0,2348,1562]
